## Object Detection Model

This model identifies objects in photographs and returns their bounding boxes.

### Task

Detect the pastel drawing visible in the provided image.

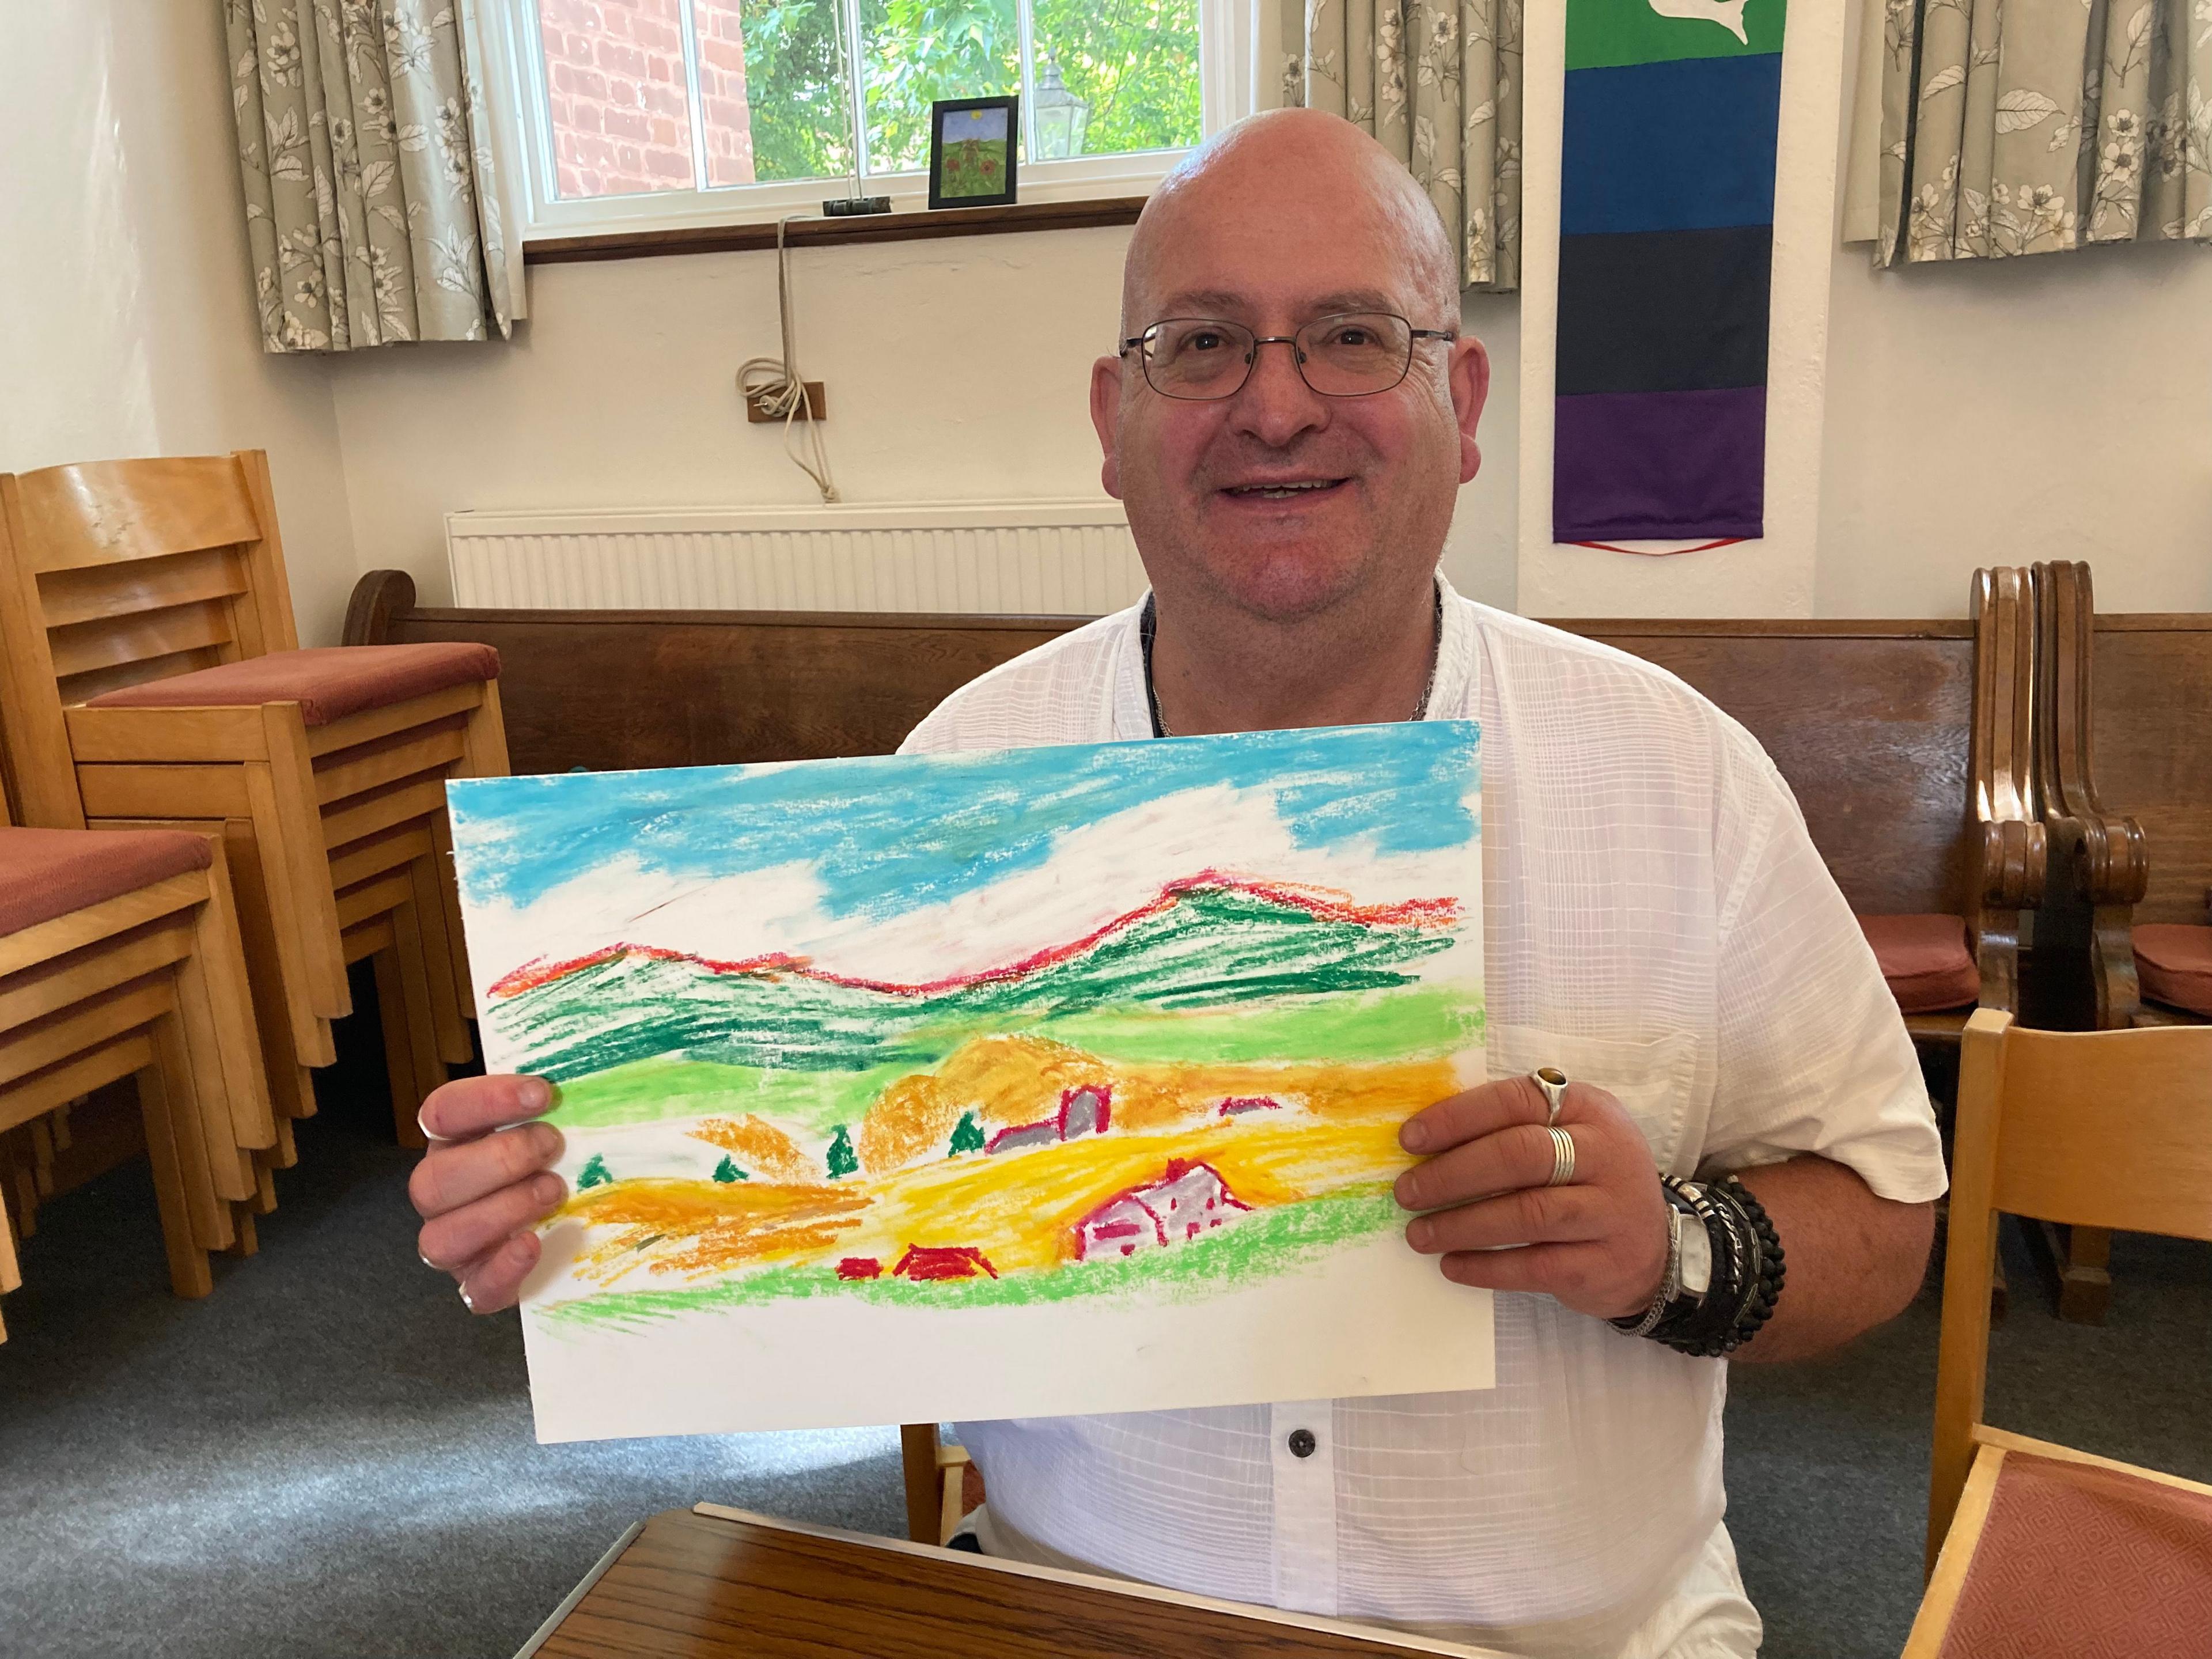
[448,722,1484,1429]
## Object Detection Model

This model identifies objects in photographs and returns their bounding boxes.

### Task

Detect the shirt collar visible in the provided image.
[1110,571,1472,740]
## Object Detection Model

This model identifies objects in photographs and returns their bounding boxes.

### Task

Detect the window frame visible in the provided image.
[483,0,1252,244]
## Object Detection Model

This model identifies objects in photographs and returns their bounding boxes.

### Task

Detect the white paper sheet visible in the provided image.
[448,722,1491,1442]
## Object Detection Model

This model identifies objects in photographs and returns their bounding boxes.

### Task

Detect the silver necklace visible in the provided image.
[1143,589,1443,738]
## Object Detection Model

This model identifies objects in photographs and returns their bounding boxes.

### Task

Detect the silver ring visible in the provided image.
[418,1251,443,1272]
[1544,1124,1577,1188]
[1531,1067,1569,1124]
[459,1285,477,1313]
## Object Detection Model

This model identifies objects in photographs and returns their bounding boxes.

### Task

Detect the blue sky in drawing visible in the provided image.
[944,105,1008,145]
[448,721,1479,922]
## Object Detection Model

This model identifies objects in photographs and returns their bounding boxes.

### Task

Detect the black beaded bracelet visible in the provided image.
[1612,1174,1786,1357]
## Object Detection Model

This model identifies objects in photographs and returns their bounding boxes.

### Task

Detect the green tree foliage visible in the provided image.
[948,1109,987,1156]
[826,1124,859,1179]
[578,1153,612,1190]
[736,0,1198,183]
[713,1154,748,1183]
[740,0,857,181]
[1031,0,1200,160]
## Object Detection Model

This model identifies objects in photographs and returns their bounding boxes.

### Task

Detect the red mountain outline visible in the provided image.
[488,869,1460,1002]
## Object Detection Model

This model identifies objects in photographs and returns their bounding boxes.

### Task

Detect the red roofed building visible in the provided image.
[892,1245,998,1281]
[1075,1160,1250,1262]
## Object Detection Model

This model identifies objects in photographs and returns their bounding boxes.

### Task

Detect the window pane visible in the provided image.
[536,0,700,198]
[708,0,858,184]
[859,0,1021,177]
[1031,0,1200,158]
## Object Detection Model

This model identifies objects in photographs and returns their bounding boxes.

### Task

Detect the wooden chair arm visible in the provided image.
[342,570,418,647]
[2047,806,2150,907]
[1976,818,2047,911]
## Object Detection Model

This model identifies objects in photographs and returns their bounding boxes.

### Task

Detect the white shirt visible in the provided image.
[897,579,1946,1659]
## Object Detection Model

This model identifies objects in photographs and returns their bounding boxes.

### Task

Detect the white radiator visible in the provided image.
[443,502,1145,615]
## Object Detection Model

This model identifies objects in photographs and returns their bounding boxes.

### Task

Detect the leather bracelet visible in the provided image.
[1610,1174,1786,1357]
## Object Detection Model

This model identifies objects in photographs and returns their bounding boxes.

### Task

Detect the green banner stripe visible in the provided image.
[1566,0,1786,70]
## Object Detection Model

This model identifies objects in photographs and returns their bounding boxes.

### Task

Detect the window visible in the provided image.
[487,0,1249,238]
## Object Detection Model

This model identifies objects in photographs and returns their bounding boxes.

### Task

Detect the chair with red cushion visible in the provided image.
[0,788,273,1338]
[0,452,506,1150]
[1905,1010,2212,1657]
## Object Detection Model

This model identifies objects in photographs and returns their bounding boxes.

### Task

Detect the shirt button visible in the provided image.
[1287,1427,1317,1459]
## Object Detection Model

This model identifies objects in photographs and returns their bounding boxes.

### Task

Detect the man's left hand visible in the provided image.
[1395,1076,1670,1322]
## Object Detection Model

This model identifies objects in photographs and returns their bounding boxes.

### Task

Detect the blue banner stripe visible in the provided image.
[1561,54,1782,236]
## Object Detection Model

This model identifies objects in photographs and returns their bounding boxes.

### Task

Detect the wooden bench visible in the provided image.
[347,569,2039,1046]
[2030,562,2212,1032]
[343,571,1082,773]
[1555,581,2042,1049]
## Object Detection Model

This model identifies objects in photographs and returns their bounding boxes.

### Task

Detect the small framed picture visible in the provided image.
[929,96,1019,211]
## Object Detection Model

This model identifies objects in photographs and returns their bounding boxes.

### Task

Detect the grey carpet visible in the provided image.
[3,984,2206,1657]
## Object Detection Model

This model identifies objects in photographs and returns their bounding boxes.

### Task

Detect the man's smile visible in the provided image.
[1218,475,1353,502]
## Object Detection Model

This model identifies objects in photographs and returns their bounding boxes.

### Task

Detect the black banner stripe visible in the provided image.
[1555,225,1772,397]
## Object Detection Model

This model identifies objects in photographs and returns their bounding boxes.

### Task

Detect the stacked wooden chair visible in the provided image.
[1906,1009,2212,1654]
[0,452,509,1154]
[0,782,272,1336]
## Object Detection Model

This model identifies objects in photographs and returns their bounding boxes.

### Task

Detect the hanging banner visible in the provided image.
[1551,0,1787,544]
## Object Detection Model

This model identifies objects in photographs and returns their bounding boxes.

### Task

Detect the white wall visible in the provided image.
[326,234,1522,611]
[319,135,2208,628]
[0,3,358,643]
[1818,241,2212,617]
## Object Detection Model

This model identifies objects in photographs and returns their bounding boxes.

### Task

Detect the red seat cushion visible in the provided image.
[1940,1450,2212,1658]
[0,827,211,938]
[1857,912,1981,1014]
[84,643,499,729]
[2134,923,2212,1017]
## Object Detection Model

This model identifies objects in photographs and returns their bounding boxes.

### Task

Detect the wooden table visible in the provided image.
[517,1505,1521,1658]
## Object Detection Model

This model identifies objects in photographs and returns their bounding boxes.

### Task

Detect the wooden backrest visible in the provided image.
[348,570,2033,925]
[2088,609,2212,927]
[0,450,300,707]
[342,570,1085,774]
[1929,1009,2212,1558]
[1552,617,1983,915]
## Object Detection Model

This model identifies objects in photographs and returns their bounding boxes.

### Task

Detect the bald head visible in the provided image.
[1122,109,1459,338]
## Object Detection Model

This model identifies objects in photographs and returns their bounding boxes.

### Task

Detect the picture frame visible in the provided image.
[928,96,1019,211]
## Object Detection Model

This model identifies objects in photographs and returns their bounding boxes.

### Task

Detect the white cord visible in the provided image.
[737,214,839,504]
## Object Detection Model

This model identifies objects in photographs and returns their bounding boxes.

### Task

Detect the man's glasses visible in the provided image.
[1118,312,1457,401]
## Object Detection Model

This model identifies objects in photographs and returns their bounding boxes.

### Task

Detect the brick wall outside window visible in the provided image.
[536,0,756,199]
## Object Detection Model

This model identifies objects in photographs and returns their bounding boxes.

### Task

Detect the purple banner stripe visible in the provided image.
[1552,387,1767,543]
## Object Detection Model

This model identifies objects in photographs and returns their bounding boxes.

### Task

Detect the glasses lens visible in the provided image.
[1143,320,1256,398]
[1297,313,1415,395]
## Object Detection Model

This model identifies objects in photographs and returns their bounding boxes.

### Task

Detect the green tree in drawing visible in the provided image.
[826,1125,859,1180]
[948,1109,986,1157]
[713,1155,747,1184]
[578,1153,612,1190]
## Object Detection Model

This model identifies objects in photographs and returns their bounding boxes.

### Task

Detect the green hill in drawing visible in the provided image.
[486,874,1467,1087]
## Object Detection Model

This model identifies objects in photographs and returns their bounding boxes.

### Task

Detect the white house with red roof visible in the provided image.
[1075,1160,1251,1261]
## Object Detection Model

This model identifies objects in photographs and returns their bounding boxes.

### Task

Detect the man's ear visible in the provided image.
[1090,353,1125,499]
[1450,336,1491,486]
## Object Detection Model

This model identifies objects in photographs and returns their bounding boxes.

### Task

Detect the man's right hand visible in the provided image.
[408,1074,567,1314]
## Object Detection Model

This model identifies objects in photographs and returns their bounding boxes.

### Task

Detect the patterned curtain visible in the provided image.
[1873,0,2212,264]
[1289,0,1524,292]
[226,0,518,352]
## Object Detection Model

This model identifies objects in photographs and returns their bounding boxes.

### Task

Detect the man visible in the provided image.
[412,111,1942,1658]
